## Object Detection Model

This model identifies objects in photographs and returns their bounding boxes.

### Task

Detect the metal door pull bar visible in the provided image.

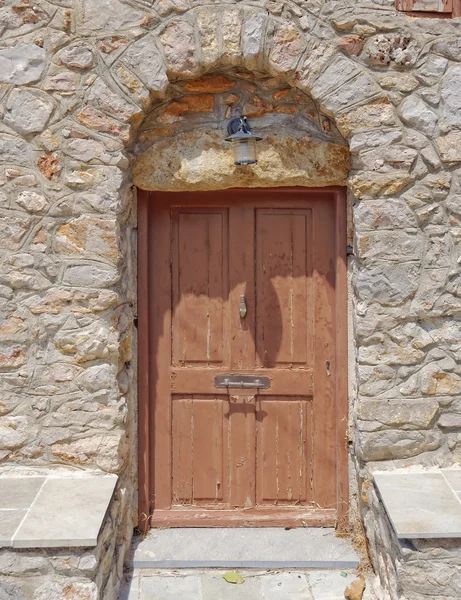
[214,375,270,389]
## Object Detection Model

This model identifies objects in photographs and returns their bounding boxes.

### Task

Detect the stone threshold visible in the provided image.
[374,468,461,539]
[0,468,117,548]
[131,528,360,569]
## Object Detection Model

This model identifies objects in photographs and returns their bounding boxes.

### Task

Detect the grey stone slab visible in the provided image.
[0,510,26,547]
[261,572,312,599]
[309,570,358,600]
[201,572,262,600]
[374,472,461,538]
[140,575,201,600]
[119,573,140,600]
[0,477,45,509]
[442,470,461,492]
[132,528,359,569]
[12,475,117,548]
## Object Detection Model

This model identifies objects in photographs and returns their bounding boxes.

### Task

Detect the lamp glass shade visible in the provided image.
[232,137,257,165]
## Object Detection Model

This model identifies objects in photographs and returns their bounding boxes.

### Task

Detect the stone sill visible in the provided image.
[0,468,117,549]
[374,468,461,539]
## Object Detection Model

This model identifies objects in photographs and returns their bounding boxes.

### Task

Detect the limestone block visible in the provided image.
[358,430,442,461]
[76,107,131,142]
[0,43,46,84]
[156,0,190,17]
[64,139,127,167]
[353,145,417,173]
[356,230,423,262]
[87,79,141,124]
[77,364,115,392]
[15,191,49,213]
[4,89,54,137]
[56,43,94,70]
[296,42,337,93]
[133,129,349,191]
[357,400,439,431]
[350,172,413,199]
[438,414,461,429]
[51,433,126,473]
[0,215,31,250]
[336,101,397,137]
[122,34,168,93]
[0,416,33,450]
[80,0,146,32]
[358,365,396,397]
[354,199,418,230]
[0,135,31,166]
[43,70,79,93]
[54,320,117,363]
[436,131,461,162]
[34,580,98,600]
[221,8,242,66]
[399,95,438,136]
[268,22,304,74]
[62,264,120,287]
[160,20,197,78]
[56,216,119,261]
[420,366,461,396]
[197,9,219,69]
[354,262,419,305]
[416,55,448,87]
[242,10,267,70]
[433,38,461,61]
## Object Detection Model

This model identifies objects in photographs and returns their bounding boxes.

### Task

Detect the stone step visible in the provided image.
[120,569,374,600]
[130,528,360,569]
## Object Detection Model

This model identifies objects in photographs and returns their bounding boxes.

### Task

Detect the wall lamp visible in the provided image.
[225,116,262,165]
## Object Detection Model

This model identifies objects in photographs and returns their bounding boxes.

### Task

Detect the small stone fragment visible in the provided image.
[38,153,62,180]
[56,42,94,69]
[338,35,364,57]
[16,191,49,213]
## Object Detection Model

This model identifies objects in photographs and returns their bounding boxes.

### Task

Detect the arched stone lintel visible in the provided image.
[84,7,397,144]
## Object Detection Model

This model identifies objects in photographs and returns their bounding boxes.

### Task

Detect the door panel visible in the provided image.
[138,188,347,528]
[256,398,312,505]
[255,210,313,368]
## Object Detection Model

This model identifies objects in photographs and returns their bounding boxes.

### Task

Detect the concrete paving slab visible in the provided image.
[0,510,26,547]
[309,569,358,599]
[261,572,312,599]
[132,528,359,569]
[442,469,461,492]
[0,477,45,509]
[200,572,262,599]
[374,472,461,538]
[140,574,201,600]
[12,475,117,548]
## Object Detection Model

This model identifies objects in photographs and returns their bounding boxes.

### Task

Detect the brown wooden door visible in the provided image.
[138,188,347,529]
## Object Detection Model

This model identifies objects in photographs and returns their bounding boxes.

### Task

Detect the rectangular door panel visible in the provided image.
[256,398,312,505]
[255,210,313,369]
[172,209,229,367]
[172,397,227,505]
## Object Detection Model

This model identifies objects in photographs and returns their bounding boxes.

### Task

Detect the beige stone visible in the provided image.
[160,20,197,77]
[337,101,397,137]
[269,22,304,74]
[38,153,62,180]
[436,131,461,162]
[133,129,349,191]
[184,75,236,93]
[350,173,414,200]
[76,106,131,142]
[56,216,119,261]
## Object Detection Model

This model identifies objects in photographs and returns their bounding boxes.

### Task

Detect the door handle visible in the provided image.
[239,295,247,318]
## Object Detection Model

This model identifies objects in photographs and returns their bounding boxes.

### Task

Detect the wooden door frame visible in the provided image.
[137,186,348,532]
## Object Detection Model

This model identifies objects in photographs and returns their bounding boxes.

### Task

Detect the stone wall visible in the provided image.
[1,0,461,597]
